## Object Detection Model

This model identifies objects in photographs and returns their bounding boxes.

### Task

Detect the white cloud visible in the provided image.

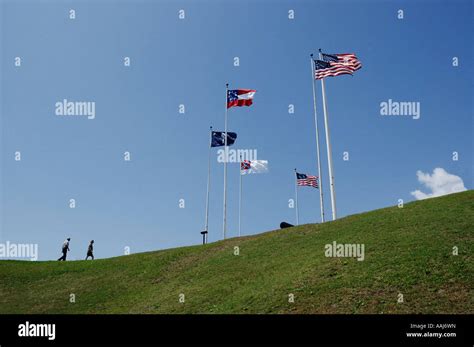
[410,168,467,200]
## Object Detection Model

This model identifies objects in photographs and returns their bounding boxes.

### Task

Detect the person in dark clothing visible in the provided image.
[85,240,94,260]
[57,238,71,261]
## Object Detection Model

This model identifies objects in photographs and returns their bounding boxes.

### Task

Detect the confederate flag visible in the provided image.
[227,89,256,108]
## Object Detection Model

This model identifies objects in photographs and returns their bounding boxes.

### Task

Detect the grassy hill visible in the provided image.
[0,191,472,314]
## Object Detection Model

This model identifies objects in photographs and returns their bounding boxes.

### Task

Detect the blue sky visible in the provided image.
[1,0,472,260]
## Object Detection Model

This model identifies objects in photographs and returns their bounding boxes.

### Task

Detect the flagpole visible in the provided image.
[223,83,229,239]
[204,126,212,236]
[294,169,299,225]
[310,54,325,223]
[319,49,337,221]
[238,155,242,237]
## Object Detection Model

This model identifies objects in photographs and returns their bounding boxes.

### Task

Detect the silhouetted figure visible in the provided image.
[280,222,294,229]
[85,240,94,260]
[57,238,71,261]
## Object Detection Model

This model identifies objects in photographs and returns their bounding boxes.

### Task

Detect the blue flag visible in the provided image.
[211,131,237,147]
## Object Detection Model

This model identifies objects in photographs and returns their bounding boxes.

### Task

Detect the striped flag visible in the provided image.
[227,89,256,108]
[314,53,362,79]
[296,172,319,188]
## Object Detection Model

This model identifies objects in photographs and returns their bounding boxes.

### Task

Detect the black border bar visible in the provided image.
[0,314,472,345]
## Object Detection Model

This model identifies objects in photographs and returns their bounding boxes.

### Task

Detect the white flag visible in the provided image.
[240,160,268,175]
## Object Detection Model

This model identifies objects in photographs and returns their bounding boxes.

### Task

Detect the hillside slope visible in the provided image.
[0,191,472,314]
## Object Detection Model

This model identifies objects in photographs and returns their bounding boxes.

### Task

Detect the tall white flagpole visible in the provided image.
[223,84,229,239]
[204,126,212,235]
[294,169,299,225]
[310,54,325,223]
[318,49,337,220]
[238,155,242,237]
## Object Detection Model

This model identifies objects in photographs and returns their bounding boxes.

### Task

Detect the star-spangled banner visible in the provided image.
[296,172,319,188]
[314,52,362,79]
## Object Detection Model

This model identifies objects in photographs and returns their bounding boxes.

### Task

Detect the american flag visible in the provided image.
[296,172,319,188]
[314,52,362,79]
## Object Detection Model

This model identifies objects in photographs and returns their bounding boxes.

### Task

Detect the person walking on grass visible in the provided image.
[85,240,94,260]
[57,238,70,261]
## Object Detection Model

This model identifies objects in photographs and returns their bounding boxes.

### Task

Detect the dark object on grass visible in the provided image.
[200,230,208,245]
[280,222,294,229]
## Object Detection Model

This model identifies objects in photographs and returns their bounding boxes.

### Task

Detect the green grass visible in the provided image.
[0,191,472,314]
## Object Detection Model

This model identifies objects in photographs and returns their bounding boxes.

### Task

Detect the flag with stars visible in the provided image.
[314,52,362,79]
[227,89,256,108]
[296,172,319,188]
